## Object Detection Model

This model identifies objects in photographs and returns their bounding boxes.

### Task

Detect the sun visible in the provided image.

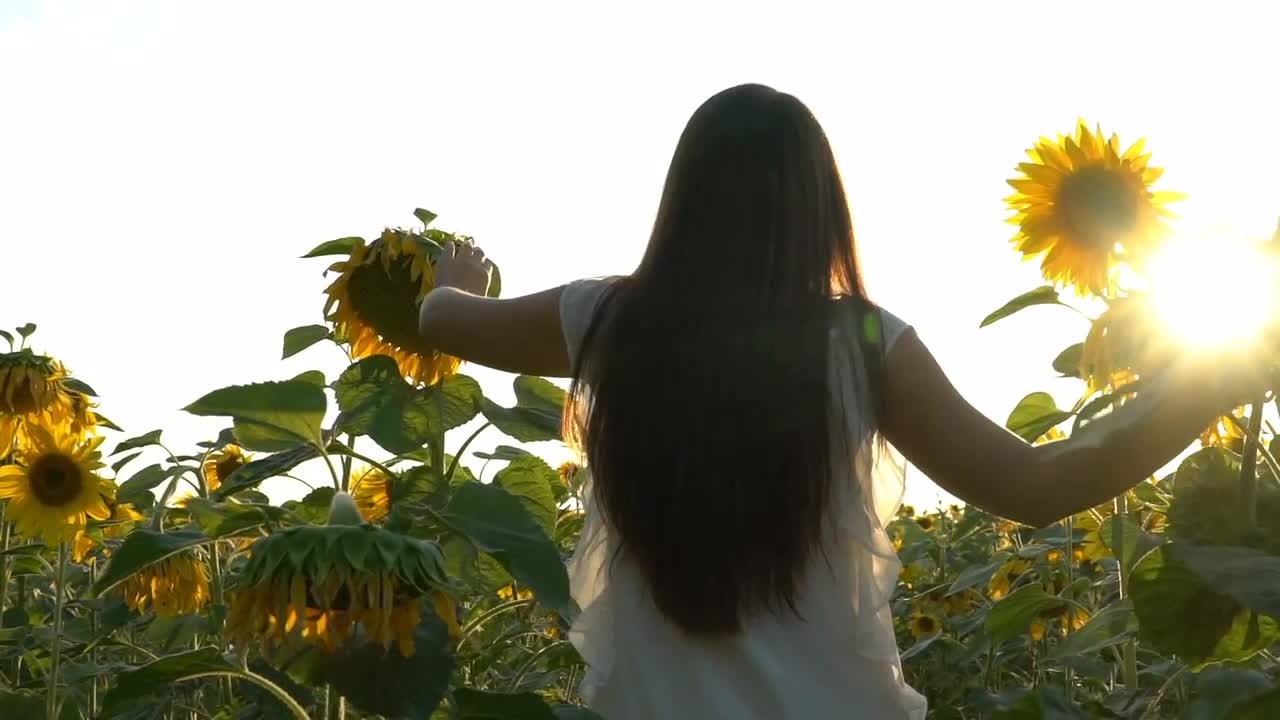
[1146,234,1277,348]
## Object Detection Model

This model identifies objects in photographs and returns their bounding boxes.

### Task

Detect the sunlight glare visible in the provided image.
[1148,235,1277,348]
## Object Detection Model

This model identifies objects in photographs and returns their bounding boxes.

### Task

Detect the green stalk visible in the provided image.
[325,685,345,720]
[1063,515,1075,701]
[46,543,68,720]
[0,504,10,620]
[1239,396,1266,530]
[89,561,99,717]
[1114,493,1139,691]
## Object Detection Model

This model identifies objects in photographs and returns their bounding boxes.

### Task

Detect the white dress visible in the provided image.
[560,278,928,720]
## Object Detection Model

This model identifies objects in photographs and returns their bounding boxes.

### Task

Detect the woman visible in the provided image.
[417,84,1242,719]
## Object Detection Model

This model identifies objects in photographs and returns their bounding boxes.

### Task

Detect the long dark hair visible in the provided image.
[566,84,873,635]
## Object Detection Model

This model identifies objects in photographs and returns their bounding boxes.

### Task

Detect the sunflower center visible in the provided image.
[29,453,86,507]
[347,255,435,354]
[1056,165,1141,248]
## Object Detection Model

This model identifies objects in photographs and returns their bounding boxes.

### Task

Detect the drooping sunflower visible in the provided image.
[1201,407,1249,453]
[121,552,212,617]
[1072,510,1112,563]
[0,423,114,544]
[203,444,250,493]
[1006,120,1182,296]
[225,493,454,658]
[1078,295,1151,395]
[350,465,392,523]
[988,557,1032,600]
[323,228,464,386]
[0,351,97,452]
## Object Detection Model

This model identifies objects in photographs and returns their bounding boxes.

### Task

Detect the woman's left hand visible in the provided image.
[436,241,491,295]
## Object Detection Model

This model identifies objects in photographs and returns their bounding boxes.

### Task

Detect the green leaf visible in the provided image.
[334,356,480,453]
[473,445,534,461]
[0,690,78,720]
[101,648,237,716]
[1177,544,1280,619]
[1185,667,1273,720]
[92,413,124,432]
[513,375,567,414]
[16,323,35,339]
[480,376,567,443]
[413,208,438,227]
[396,465,452,509]
[233,417,308,452]
[552,707,607,720]
[185,498,289,539]
[451,689,560,720]
[117,464,185,505]
[984,584,1064,642]
[1005,392,1071,442]
[93,528,210,597]
[185,380,326,448]
[1072,382,1142,432]
[494,456,560,536]
[61,377,98,396]
[947,552,1012,596]
[487,261,503,299]
[291,370,326,386]
[899,631,944,661]
[0,330,11,349]
[283,487,336,525]
[1049,599,1136,659]
[110,452,143,475]
[1227,686,1280,720]
[986,687,1091,719]
[1130,545,1280,668]
[302,236,362,258]
[282,325,331,359]
[440,482,575,619]
[267,610,453,719]
[442,535,512,593]
[1052,343,1084,378]
[979,287,1063,328]
[213,444,321,500]
[1098,513,1165,579]
[112,429,164,456]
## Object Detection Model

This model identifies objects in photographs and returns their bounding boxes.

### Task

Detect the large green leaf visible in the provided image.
[184,498,289,539]
[92,528,210,597]
[302,236,362,258]
[0,690,78,719]
[947,552,1011,596]
[1052,343,1084,378]
[440,482,575,619]
[1005,392,1071,442]
[442,535,512,593]
[984,584,1064,642]
[1098,513,1165,580]
[111,429,164,456]
[481,376,567,443]
[980,287,1063,328]
[101,648,238,716]
[1048,599,1136,659]
[1130,545,1280,668]
[985,687,1091,719]
[1185,667,1273,720]
[117,464,186,504]
[413,208,438,226]
[1177,544,1280,619]
[450,689,560,720]
[1228,686,1280,720]
[267,609,453,719]
[212,444,321,500]
[282,324,331,359]
[334,356,480,453]
[494,456,559,536]
[185,381,326,448]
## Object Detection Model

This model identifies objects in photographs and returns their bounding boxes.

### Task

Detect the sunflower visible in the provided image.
[1201,407,1249,453]
[909,613,941,639]
[225,493,451,658]
[203,444,250,493]
[988,558,1032,600]
[496,583,534,602]
[915,514,935,532]
[1072,511,1112,562]
[1079,296,1149,395]
[351,465,392,523]
[0,424,113,544]
[323,229,462,386]
[0,351,97,449]
[121,552,212,617]
[1006,120,1182,296]
[71,502,146,564]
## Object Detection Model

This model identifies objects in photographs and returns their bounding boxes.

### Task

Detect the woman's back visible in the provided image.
[561,278,928,720]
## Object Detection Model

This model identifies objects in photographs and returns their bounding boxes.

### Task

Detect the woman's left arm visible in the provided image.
[416,242,572,377]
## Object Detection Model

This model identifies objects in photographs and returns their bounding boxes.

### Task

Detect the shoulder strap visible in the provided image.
[838,296,886,424]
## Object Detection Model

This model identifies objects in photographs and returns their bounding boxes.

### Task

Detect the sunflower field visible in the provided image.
[3,122,1280,719]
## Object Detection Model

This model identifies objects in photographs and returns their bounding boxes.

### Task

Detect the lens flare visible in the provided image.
[1148,235,1277,347]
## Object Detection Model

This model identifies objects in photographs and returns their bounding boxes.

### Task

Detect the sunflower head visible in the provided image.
[226,495,452,658]
[0,423,113,544]
[350,465,393,523]
[203,444,250,493]
[988,558,1032,600]
[121,552,212,617]
[915,515,935,532]
[909,613,941,639]
[1006,120,1182,296]
[323,228,467,386]
[0,351,97,436]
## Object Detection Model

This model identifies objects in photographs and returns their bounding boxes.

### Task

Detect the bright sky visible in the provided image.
[3,1,1278,508]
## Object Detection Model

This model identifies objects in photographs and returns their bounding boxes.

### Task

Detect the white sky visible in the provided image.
[3,0,1278,507]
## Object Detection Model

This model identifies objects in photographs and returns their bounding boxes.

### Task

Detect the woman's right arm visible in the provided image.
[879,329,1226,527]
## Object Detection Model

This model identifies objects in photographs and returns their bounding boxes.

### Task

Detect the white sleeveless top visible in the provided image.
[560,278,927,720]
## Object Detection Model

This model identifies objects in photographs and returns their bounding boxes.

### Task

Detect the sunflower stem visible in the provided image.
[1239,396,1266,530]
[0,504,10,620]
[89,560,99,717]
[1063,514,1075,702]
[45,542,67,720]
[325,685,345,720]
[341,434,355,493]
[1113,493,1139,691]
[446,422,491,484]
